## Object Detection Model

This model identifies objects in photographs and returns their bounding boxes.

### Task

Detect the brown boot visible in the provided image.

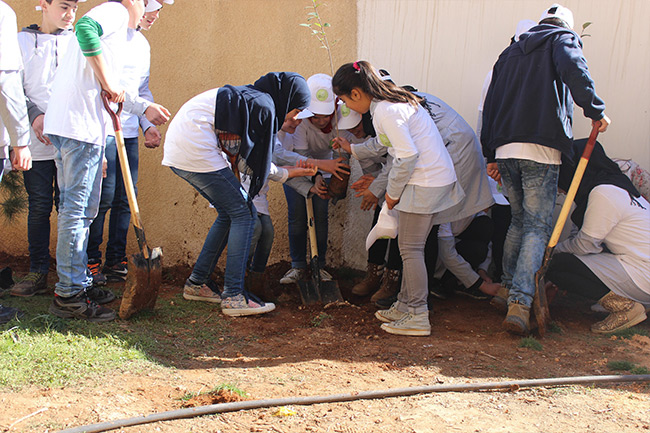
[502,301,530,335]
[370,268,401,303]
[591,292,647,334]
[246,271,267,300]
[351,262,384,296]
[490,285,509,313]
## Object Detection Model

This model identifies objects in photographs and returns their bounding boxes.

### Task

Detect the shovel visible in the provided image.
[297,196,344,305]
[532,122,600,337]
[101,91,162,319]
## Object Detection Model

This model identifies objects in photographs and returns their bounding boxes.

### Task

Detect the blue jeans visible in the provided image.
[283,183,329,269]
[498,159,559,307]
[249,213,274,273]
[171,167,255,298]
[50,135,104,296]
[23,160,59,273]
[87,136,138,265]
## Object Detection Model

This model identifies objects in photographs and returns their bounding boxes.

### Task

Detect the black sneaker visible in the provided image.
[49,291,116,322]
[0,304,24,324]
[86,285,117,304]
[429,283,452,300]
[87,259,107,286]
[455,285,490,300]
[103,258,128,282]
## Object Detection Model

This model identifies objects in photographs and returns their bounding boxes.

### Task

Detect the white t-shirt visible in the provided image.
[43,2,129,146]
[496,142,562,165]
[120,29,151,139]
[578,184,650,291]
[18,30,74,160]
[371,100,456,188]
[0,2,22,72]
[162,88,229,173]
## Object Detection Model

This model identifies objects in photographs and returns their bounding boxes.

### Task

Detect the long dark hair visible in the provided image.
[332,61,422,108]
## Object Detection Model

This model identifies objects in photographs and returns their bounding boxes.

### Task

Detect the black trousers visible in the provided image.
[546,252,609,301]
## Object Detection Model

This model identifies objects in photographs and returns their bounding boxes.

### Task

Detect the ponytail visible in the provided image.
[332,61,422,108]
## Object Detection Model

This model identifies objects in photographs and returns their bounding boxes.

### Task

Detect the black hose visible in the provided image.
[59,374,650,433]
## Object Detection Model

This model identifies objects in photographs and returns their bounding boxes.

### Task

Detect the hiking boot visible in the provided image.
[103,258,128,282]
[87,259,107,286]
[245,271,267,300]
[49,291,116,322]
[375,302,407,323]
[221,293,275,317]
[502,301,530,335]
[591,292,647,334]
[380,312,431,336]
[183,279,222,303]
[370,268,401,303]
[490,285,509,313]
[351,262,384,296]
[10,272,49,297]
[280,268,305,284]
[0,304,24,324]
[455,284,490,300]
[319,269,333,282]
[86,285,117,304]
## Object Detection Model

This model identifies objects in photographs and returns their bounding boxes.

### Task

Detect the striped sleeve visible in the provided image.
[75,16,104,57]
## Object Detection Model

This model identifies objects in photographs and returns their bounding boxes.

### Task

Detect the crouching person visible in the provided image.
[546,139,649,333]
[162,72,310,317]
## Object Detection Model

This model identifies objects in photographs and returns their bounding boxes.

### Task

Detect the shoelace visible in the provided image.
[22,273,42,283]
[88,263,101,275]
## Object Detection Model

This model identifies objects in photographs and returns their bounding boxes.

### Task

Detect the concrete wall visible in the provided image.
[357,0,650,169]
[1,0,361,269]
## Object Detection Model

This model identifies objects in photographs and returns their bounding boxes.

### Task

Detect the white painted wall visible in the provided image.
[357,0,650,168]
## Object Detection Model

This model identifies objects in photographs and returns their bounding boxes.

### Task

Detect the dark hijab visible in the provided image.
[559,138,640,228]
[214,72,310,199]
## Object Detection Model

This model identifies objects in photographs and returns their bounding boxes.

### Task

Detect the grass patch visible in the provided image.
[180,383,248,401]
[310,312,332,327]
[548,322,563,334]
[630,366,650,375]
[612,327,649,339]
[607,360,636,371]
[518,337,543,351]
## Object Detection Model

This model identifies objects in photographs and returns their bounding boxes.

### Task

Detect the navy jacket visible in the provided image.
[481,24,605,162]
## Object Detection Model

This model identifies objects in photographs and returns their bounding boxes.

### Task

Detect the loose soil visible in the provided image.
[0,254,648,432]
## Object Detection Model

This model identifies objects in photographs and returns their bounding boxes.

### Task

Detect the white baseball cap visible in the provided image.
[337,103,362,130]
[145,1,163,13]
[36,0,86,11]
[296,73,335,119]
[539,4,574,30]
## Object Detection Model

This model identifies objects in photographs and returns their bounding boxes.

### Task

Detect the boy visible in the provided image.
[86,0,171,287]
[11,0,85,298]
[43,0,167,322]
[481,4,610,334]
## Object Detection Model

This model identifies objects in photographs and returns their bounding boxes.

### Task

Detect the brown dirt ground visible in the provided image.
[0,255,649,432]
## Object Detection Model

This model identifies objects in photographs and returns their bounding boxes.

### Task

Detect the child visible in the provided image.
[86,0,171,286]
[43,0,152,322]
[11,0,84,298]
[332,61,463,336]
[162,72,310,317]
[0,0,32,323]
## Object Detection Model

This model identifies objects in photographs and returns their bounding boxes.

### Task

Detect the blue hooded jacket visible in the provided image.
[481,24,605,162]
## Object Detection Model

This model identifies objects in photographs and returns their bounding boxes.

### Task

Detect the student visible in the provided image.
[162,72,310,317]
[546,139,649,333]
[10,0,84,297]
[0,0,32,324]
[43,0,163,322]
[481,4,610,334]
[332,61,463,336]
[86,0,170,287]
[278,74,350,286]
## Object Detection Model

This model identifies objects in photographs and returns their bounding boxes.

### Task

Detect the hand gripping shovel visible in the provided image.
[101,91,162,319]
[297,197,344,305]
[533,122,600,337]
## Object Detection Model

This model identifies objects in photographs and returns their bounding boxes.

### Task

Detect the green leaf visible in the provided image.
[582,21,592,30]
[299,23,311,27]
[323,22,331,27]
[314,22,321,27]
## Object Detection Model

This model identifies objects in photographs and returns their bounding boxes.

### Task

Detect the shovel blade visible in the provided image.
[319,280,344,304]
[119,247,162,319]
[298,280,320,305]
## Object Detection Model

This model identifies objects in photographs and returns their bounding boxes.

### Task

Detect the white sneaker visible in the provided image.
[221,294,275,317]
[280,268,305,284]
[375,302,407,323]
[319,269,333,282]
[380,312,431,336]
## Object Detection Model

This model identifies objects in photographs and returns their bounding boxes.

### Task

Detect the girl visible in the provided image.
[332,61,463,336]
[163,72,310,317]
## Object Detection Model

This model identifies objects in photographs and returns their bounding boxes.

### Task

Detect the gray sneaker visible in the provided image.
[183,279,222,303]
[380,312,431,336]
[279,268,305,284]
[10,272,49,297]
[375,302,407,323]
[221,293,275,317]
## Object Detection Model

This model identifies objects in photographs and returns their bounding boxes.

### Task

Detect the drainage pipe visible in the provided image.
[60,374,650,433]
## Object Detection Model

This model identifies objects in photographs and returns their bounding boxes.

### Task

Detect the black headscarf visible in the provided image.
[559,138,641,228]
[214,72,310,199]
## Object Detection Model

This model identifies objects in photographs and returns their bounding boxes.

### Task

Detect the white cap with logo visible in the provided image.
[296,73,335,119]
[539,4,574,30]
[337,102,362,130]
